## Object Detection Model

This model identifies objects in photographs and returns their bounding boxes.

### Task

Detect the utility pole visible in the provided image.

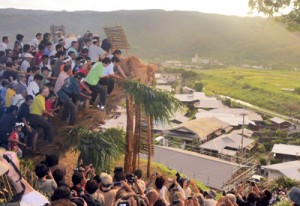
[240,109,247,157]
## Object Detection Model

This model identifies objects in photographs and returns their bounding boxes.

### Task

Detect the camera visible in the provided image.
[117,201,130,206]
[113,182,123,187]
[74,168,84,172]
[126,173,135,184]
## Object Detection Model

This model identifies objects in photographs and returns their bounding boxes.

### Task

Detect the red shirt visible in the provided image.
[45,99,53,112]
[34,51,43,65]
[9,132,19,151]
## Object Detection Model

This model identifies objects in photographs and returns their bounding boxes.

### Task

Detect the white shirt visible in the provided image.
[104,63,114,76]
[20,191,49,206]
[0,42,8,52]
[11,94,25,108]
[20,60,31,72]
[88,44,105,62]
[27,81,40,98]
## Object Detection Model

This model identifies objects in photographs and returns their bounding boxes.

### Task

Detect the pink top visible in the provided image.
[54,71,69,94]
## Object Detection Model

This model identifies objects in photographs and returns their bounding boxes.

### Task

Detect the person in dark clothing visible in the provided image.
[82,180,101,206]
[0,105,18,148]
[18,95,38,152]
[57,72,88,125]
[101,38,112,53]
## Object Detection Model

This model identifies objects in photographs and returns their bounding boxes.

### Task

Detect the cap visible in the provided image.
[24,53,34,58]
[15,122,25,127]
[101,173,113,189]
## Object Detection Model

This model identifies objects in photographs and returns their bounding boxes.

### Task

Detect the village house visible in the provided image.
[271,144,300,162]
[155,72,182,85]
[199,132,256,162]
[262,161,300,181]
[164,117,231,144]
[195,108,263,130]
[269,117,293,130]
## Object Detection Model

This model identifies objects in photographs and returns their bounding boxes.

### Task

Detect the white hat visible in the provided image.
[101,173,113,188]
[24,53,34,58]
[63,56,72,63]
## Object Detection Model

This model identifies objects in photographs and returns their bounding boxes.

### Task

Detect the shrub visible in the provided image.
[257,144,266,153]
[259,157,267,165]
[242,83,251,89]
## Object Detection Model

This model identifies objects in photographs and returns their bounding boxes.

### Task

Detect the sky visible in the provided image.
[0,0,258,17]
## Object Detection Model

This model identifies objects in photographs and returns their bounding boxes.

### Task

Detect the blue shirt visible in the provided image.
[57,76,80,102]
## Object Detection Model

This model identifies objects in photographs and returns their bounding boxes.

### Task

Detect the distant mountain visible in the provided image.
[1,8,300,67]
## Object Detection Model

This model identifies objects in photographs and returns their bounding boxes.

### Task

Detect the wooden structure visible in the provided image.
[104,25,130,55]
[50,24,66,43]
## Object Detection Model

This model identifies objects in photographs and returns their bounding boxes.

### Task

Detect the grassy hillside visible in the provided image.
[1,9,300,66]
[199,68,300,117]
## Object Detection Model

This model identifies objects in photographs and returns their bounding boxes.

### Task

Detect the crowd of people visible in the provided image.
[0,31,128,154]
[0,149,300,206]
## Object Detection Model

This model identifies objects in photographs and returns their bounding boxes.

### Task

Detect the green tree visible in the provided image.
[119,80,182,175]
[249,0,300,30]
[194,81,204,92]
[68,127,125,173]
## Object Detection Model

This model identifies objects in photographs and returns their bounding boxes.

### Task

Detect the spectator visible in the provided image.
[134,169,146,194]
[111,56,127,79]
[35,163,57,196]
[40,32,52,46]
[40,66,51,86]
[34,44,46,65]
[53,169,69,187]
[27,66,41,85]
[8,122,26,157]
[3,62,18,81]
[44,42,53,56]
[57,72,88,125]
[85,61,107,110]
[15,34,24,48]
[67,41,79,58]
[54,64,71,94]
[288,187,300,206]
[100,57,122,97]
[45,154,67,179]
[0,36,9,52]
[53,51,65,77]
[83,180,102,206]
[29,86,55,145]
[18,95,38,153]
[101,38,112,53]
[27,74,43,98]
[16,74,27,94]
[11,88,27,108]
[96,173,116,206]
[88,37,106,63]
[0,105,18,148]
[5,82,17,107]
[71,171,86,197]
[29,32,42,51]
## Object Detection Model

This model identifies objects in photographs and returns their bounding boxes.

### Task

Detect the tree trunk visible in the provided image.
[124,95,134,173]
[146,116,153,177]
[132,105,141,171]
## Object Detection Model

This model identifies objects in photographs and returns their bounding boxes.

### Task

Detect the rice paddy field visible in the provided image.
[198,68,300,118]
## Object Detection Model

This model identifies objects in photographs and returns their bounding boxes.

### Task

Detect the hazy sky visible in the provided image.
[0,0,257,16]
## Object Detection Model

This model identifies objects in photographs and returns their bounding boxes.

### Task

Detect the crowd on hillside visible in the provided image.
[0,150,300,206]
[0,31,128,154]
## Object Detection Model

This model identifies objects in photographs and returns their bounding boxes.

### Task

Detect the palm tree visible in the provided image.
[119,80,182,175]
[68,127,125,173]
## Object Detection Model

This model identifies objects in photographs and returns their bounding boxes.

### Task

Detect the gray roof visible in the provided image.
[270,117,290,124]
[262,161,300,180]
[174,92,206,103]
[194,98,224,109]
[271,144,300,156]
[195,112,255,126]
[209,108,263,122]
[199,133,255,156]
[170,117,230,140]
[150,146,239,190]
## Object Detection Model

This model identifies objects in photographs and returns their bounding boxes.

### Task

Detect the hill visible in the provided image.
[1,9,300,66]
